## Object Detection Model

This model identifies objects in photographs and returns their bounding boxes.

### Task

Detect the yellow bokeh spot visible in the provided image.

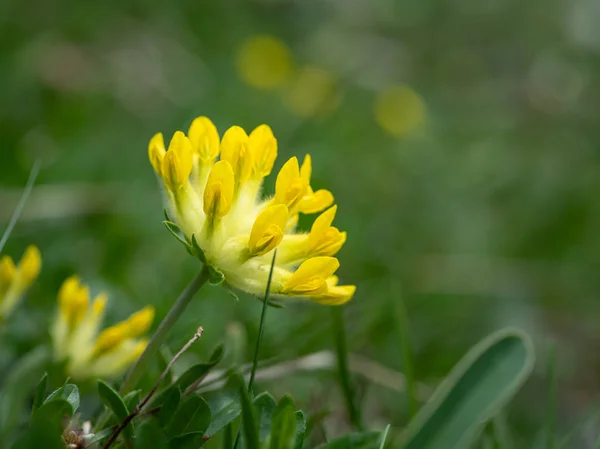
[374,84,426,137]
[283,66,340,118]
[236,35,293,90]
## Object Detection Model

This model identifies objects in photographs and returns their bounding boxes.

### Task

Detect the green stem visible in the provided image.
[0,160,40,253]
[332,306,363,430]
[233,250,276,449]
[119,266,210,394]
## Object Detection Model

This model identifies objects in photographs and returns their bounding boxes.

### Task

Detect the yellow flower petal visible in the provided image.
[312,284,356,305]
[274,157,308,209]
[220,126,253,185]
[123,306,155,337]
[148,133,166,176]
[249,124,277,179]
[94,324,128,355]
[306,206,347,256]
[249,204,289,256]
[282,256,339,296]
[162,131,194,192]
[188,116,220,164]
[19,245,41,284]
[203,160,235,221]
[58,276,90,327]
[298,188,334,214]
[0,256,15,289]
[300,154,311,182]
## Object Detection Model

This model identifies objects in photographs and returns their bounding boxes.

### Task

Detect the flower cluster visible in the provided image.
[51,276,155,380]
[0,245,41,320]
[149,116,355,305]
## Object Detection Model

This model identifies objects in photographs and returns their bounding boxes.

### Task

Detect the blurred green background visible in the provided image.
[2,0,600,446]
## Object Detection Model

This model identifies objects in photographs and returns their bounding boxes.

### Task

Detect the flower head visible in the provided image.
[150,116,355,305]
[51,276,154,380]
[0,245,41,319]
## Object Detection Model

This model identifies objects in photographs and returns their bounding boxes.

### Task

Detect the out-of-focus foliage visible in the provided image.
[1,0,600,446]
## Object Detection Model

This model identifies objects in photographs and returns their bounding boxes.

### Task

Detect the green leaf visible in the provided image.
[0,346,50,439]
[294,411,307,449]
[208,266,225,286]
[134,418,169,449]
[171,344,224,393]
[163,220,193,253]
[166,396,211,438]
[45,383,80,416]
[253,392,277,442]
[123,389,142,412]
[158,386,181,427]
[32,373,48,415]
[206,388,242,436]
[270,396,297,449]
[402,328,535,449]
[98,380,134,441]
[237,374,259,449]
[169,432,205,449]
[317,431,382,448]
[19,400,73,449]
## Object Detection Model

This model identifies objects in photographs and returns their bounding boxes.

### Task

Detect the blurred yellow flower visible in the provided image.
[51,276,154,380]
[283,66,341,118]
[149,116,355,305]
[0,245,41,319]
[236,35,293,90]
[374,84,426,137]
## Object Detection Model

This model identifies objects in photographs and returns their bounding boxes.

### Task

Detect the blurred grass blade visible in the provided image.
[332,306,363,430]
[545,343,556,449]
[379,424,391,448]
[391,284,417,419]
[402,328,535,449]
[492,413,513,449]
[0,160,40,253]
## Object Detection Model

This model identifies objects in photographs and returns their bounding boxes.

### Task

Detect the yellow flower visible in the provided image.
[0,245,41,319]
[150,116,355,305]
[51,276,154,380]
[374,84,426,137]
[236,35,293,90]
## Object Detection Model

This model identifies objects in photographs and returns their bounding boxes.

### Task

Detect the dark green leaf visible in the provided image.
[294,411,307,449]
[317,431,381,448]
[0,346,50,438]
[166,396,211,438]
[158,386,181,427]
[134,418,169,449]
[98,380,134,441]
[402,329,535,449]
[253,392,277,442]
[32,373,48,415]
[206,388,242,436]
[18,400,73,449]
[270,396,297,449]
[45,383,80,416]
[172,344,224,393]
[123,390,142,413]
[238,374,260,449]
[169,432,205,449]
[208,266,225,285]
